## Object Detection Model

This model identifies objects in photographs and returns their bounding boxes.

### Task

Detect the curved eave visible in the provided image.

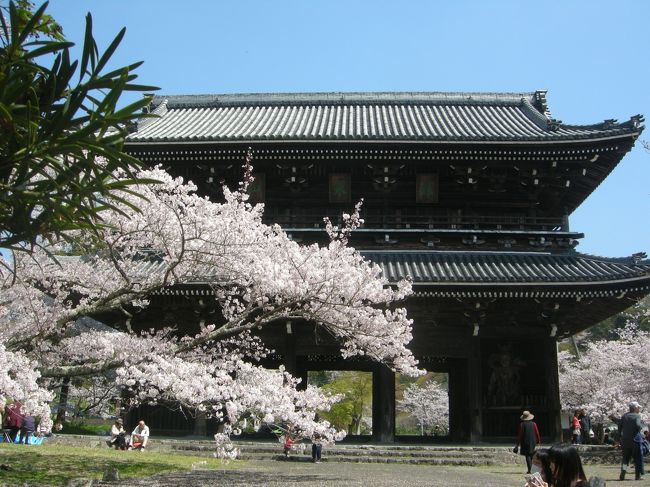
[150,274,650,300]
[410,274,650,299]
[126,131,642,146]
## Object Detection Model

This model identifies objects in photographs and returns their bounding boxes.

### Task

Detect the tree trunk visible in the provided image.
[350,415,362,435]
[55,377,71,424]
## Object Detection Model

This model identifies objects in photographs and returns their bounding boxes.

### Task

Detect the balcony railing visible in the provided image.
[263,208,567,232]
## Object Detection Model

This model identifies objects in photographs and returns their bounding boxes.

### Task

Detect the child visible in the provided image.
[283,436,294,457]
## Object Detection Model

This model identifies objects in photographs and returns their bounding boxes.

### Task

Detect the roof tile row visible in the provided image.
[128,92,642,143]
[362,251,650,284]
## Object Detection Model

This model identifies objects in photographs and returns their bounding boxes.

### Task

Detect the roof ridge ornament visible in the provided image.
[546,118,562,132]
[547,118,562,132]
[602,119,618,129]
[630,114,644,130]
[534,90,552,117]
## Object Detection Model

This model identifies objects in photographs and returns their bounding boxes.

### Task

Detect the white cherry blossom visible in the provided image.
[0,163,421,450]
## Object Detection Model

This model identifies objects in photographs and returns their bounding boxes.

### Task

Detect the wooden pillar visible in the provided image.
[448,359,469,442]
[283,321,296,374]
[284,321,308,390]
[467,337,483,442]
[545,338,562,442]
[372,364,395,443]
[55,377,71,424]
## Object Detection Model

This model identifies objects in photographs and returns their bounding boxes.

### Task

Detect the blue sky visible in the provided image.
[43,0,650,257]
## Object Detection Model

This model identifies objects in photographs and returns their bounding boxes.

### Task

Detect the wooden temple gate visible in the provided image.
[124,91,650,442]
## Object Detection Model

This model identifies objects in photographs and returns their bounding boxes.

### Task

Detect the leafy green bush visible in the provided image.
[59,419,111,435]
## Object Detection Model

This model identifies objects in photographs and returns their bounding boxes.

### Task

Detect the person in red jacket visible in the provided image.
[514,410,541,474]
[283,436,294,457]
[4,401,23,442]
[571,411,582,444]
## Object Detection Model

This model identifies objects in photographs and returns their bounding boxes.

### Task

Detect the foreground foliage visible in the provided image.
[0,1,156,251]
[0,443,233,486]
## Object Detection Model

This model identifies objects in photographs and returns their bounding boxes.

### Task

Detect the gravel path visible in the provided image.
[91,461,643,487]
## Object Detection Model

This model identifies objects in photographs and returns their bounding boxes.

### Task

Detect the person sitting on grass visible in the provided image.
[19,415,35,445]
[107,418,127,450]
[4,401,23,443]
[131,420,150,451]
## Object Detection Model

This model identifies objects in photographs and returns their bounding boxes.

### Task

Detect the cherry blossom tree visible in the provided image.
[559,309,650,427]
[0,159,421,449]
[398,379,449,436]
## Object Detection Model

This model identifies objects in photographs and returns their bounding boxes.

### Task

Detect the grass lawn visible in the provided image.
[0,443,237,486]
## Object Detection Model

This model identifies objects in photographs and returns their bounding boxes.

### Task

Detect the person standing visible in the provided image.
[579,410,592,445]
[571,411,581,444]
[603,428,616,446]
[311,434,322,463]
[619,401,644,481]
[283,435,294,457]
[514,410,541,474]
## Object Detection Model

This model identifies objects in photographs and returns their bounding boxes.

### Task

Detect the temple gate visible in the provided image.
[123,91,650,441]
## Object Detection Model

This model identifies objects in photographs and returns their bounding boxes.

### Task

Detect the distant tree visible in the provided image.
[559,312,650,427]
[582,298,650,342]
[66,375,120,419]
[307,370,333,388]
[0,1,157,253]
[318,371,373,434]
[398,379,449,435]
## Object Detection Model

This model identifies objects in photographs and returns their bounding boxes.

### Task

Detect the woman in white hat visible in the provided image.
[107,418,126,450]
[514,410,541,474]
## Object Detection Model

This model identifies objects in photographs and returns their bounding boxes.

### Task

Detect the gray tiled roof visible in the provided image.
[361,251,650,284]
[128,91,643,143]
[57,251,650,291]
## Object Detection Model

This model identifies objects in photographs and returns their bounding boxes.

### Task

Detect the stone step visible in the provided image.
[165,441,519,465]
[47,434,521,464]
[172,443,505,456]
[168,448,501,465]
[277,455,497,466]
[42,435,609,466]
[45,434,620,465]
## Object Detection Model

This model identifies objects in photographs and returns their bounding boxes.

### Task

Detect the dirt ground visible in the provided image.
[92,461,648,486]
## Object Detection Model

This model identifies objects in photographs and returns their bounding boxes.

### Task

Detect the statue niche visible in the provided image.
[486,346,525,406]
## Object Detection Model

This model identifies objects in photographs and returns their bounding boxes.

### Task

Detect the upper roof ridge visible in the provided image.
[149,91,542,110]
[575,251,649,266]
